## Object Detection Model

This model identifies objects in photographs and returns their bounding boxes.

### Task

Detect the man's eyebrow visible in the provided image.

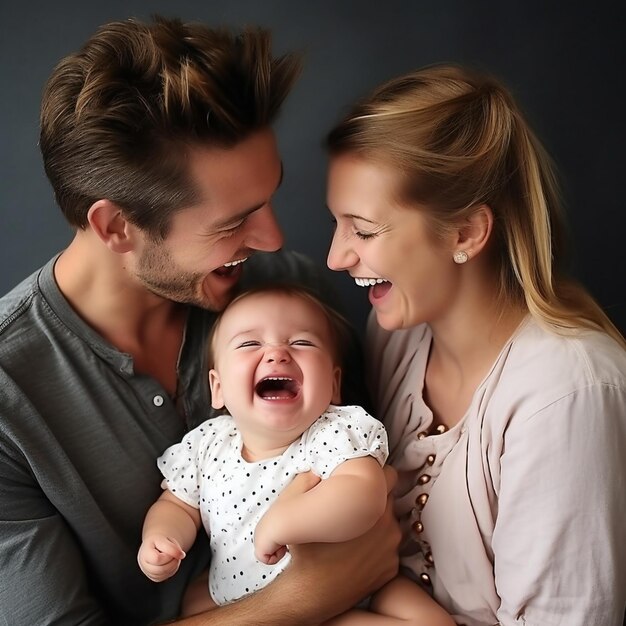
[214,162,284,229]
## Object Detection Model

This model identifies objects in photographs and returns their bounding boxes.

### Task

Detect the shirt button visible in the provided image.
[417,474,431,485]
[425,551,434,565]
[426,454,436,465]
[416,493,429,509]
[413,520,424,534]
[420,573,432,586]
[153,395,164,407]
[417,431,428,440]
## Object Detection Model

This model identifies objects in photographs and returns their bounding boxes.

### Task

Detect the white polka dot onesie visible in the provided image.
[158,404,388,605]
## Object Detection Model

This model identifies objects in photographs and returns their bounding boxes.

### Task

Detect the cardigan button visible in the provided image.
[413,520,424,534]
[416,493,429,509]
[417,474,431,485]
[420,573,432,586]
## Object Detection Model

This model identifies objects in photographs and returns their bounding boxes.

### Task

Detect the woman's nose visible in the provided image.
[327,232,358,271]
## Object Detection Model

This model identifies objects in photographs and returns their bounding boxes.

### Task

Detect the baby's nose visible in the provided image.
[265,345,291,363]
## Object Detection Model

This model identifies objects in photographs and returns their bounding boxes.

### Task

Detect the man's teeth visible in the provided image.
[354,278,389,287]
[223,257,248,268]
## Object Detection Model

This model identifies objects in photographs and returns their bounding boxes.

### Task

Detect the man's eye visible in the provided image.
[221,221,245,238]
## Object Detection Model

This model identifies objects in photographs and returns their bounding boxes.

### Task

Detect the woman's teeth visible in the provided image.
[354,277,389,287]
[223,257,248,268]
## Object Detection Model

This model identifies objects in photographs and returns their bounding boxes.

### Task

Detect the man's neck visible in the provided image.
[54,232,187,395]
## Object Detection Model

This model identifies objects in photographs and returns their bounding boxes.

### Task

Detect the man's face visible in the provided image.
[133,129,284,311]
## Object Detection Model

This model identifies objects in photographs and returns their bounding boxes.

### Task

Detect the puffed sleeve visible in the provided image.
[158,420,219,508]
[303,405,389,478]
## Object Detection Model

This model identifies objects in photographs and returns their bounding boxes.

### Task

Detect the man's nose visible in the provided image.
[245,204,284,252]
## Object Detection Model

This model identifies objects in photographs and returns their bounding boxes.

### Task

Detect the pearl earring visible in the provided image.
[453,250,469,264]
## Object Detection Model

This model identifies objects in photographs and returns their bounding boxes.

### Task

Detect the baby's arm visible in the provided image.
[255,456,386,563]
[138,489,202,582]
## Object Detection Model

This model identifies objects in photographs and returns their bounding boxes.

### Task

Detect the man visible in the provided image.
[0,16,398,625]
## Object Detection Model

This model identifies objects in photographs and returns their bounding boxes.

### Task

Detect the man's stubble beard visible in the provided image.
[135,239,217,310]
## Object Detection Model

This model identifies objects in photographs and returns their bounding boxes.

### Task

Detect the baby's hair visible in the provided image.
[207,283,353,371]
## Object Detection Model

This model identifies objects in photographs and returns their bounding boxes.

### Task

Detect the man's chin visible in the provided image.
[199,277,239,311]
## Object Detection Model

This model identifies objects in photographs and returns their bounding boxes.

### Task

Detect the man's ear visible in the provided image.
[209,369,225,409]
[452,204,494,261]
[331,365,342,405]
[87,200,137,254]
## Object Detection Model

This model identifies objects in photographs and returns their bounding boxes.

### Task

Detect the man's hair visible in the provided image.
[39,15,301,237]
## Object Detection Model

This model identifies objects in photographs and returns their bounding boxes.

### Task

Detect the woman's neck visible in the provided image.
[424,283,526,429]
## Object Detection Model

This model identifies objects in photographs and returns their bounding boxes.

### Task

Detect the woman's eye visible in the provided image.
[355,231,376,240]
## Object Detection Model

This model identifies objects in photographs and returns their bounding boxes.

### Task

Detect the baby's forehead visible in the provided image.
[216,291,329,335]
[229,290,321,318]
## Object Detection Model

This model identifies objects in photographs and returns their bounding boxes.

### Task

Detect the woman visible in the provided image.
[325,64,626,626]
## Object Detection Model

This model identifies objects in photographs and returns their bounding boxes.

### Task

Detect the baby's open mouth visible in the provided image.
[255,377,300,400]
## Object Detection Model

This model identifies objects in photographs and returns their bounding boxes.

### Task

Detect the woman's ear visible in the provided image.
[452,204,494,261]
[209,369,225,409]
[87,200,137,254]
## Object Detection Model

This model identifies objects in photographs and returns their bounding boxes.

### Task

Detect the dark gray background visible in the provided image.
[1,0,624,336]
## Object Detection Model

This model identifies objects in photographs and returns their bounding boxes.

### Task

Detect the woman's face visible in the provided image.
[326,154,460,331]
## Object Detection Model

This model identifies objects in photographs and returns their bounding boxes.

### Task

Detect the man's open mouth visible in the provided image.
[213,257,248,278]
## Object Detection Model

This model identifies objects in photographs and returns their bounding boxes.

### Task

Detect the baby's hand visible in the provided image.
[138,534,186,582]
[254,472,321,565]
[254,520,288,565]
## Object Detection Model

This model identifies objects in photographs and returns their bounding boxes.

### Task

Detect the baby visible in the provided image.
[138,285,454,625]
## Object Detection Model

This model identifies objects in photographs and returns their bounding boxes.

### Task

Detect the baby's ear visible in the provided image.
[331,365,342,405]
[209,369,225,409]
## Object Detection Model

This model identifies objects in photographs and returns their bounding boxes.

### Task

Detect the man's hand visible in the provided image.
[284,466,401,621]
[137,534,186,582]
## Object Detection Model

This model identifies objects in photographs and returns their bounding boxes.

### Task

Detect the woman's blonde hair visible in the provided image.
[327,64,625,347]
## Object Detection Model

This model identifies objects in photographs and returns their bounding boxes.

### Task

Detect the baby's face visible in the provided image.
[209,292,341,443]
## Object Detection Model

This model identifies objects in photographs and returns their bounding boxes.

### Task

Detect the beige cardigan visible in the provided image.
[367,314,626,626]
